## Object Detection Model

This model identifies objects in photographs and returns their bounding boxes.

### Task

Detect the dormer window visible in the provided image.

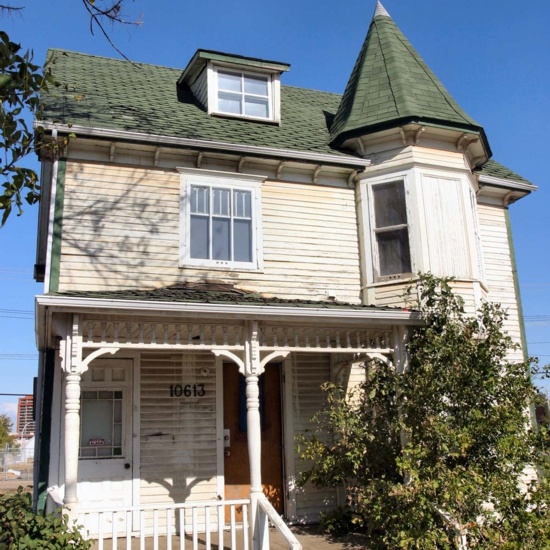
[179,50,290,125]
[216,70,272,120]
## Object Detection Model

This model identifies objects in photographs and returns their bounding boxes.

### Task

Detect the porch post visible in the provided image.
[61,314,83,523]
[63,371,81,510]
[212,323,289,550]
[242,321,263,549]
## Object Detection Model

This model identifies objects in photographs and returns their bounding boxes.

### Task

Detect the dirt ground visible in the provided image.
[0,479,33,494]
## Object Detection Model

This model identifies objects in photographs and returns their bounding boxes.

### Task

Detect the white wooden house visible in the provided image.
[32,2,535,546]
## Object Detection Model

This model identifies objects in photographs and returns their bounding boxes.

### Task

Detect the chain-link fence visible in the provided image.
[1,445,34,481]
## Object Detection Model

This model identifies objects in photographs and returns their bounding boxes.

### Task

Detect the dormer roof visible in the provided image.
[330,1,491,160]
[179,49,290,88]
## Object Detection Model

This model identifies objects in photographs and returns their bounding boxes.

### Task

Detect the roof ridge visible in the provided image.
[281,83,342,96]
[373,18,401,118]
[46,48,184,72]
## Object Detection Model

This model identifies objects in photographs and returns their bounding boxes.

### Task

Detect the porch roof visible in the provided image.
[45,284,405,311]
[36,286,420,350]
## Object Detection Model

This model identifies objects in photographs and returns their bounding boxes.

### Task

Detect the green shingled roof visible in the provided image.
[42,49,348,160]
[41,30,528,185]
[330,3,490,156]
[477,159,533,186]
[48,284,403,311]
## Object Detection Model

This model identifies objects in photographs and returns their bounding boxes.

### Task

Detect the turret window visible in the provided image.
[372,181,412,277]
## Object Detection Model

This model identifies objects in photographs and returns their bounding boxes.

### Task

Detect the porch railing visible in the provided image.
[77,496,302,550]
[78,498,250,550]
[255,495,302,550]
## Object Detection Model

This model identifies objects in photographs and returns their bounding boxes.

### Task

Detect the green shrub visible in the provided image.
[0,487,91,549]
[298,275,550,548]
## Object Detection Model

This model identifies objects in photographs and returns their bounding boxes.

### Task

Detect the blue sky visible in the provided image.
[1,0,549,425]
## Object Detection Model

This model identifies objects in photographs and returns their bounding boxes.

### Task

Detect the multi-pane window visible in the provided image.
[190,185,253,264]
[79,390,124,459]
[372,181,412,277]
[217,70,271,119]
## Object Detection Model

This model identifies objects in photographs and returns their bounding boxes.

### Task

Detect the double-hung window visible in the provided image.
[179,169,264,270]
[216,70,272,120]
[371,181,412,278]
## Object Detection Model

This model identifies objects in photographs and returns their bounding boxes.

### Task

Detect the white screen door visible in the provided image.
[77,358,134,536]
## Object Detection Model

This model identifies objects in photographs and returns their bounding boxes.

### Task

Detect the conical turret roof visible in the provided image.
[331,1,490,156]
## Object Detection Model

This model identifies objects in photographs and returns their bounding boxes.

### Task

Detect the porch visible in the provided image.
[36,290,416,547]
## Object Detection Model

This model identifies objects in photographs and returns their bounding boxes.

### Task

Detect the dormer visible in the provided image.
[179,49,290,124]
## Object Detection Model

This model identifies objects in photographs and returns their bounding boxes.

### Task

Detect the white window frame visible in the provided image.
[178,167,265,271]
[207,62,282,123]
[365,176,414,282]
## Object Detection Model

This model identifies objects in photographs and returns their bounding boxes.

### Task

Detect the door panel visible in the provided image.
[223,363,284,519]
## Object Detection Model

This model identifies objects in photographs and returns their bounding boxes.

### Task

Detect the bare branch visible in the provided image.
[0,4,24,14]
[80,0,142,61]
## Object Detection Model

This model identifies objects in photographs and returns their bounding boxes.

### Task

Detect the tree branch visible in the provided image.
[80,0,142,61]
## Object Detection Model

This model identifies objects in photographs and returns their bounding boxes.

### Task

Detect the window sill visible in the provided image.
[372,273,415,285]
[179,262,264,274]
[210,111,281,126]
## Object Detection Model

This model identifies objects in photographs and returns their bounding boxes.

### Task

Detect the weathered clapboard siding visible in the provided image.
[291,353,336,521]
[372,279,479,315]
[139,352,218,506]
[58,163,362,303]
[372,281,410,308]
[190,68,208,109]
[367,145,470,174]
[416,175,473,278]
[478,202,525,360]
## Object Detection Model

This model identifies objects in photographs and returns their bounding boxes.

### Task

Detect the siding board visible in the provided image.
[291,353,336,521]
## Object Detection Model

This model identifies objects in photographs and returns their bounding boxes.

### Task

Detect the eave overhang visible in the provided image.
[476,173,537,204]
[332,116,492,166]
[35,121,371,171]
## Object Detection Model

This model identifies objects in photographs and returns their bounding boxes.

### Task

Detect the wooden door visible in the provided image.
[223,362,284,519]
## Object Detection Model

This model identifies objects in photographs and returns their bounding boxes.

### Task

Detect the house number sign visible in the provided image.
[169,384,206,398]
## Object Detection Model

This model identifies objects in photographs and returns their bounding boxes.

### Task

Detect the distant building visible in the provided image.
[17,395,35,436]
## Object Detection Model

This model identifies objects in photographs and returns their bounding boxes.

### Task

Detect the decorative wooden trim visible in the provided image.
[47,159,66,293]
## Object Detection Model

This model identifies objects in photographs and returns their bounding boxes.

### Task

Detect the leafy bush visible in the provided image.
[0,487,91,549]
[298,275,550,549]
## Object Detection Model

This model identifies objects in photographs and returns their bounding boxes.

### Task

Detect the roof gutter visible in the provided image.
[36,121,372,170]
[477,174,537,194]
[36,294,419,325]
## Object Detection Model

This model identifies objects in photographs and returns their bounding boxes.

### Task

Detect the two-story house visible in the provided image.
[32,2,535,546]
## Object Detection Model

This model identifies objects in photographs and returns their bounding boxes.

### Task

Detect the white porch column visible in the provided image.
[60,314,119,523]
[212,322,289,550]
[59,314,83,523]
[242,320,263,547]
[63,371,81,509]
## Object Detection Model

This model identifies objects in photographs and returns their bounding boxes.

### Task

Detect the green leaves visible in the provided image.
[0,488,91,548]
[0,31,57,226]
[298,274,550,548]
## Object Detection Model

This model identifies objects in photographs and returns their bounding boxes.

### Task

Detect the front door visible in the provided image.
[77,358,134,534]
[223,362,284,519]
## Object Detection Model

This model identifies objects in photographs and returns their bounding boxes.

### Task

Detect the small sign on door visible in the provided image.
[89,439,105,446]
